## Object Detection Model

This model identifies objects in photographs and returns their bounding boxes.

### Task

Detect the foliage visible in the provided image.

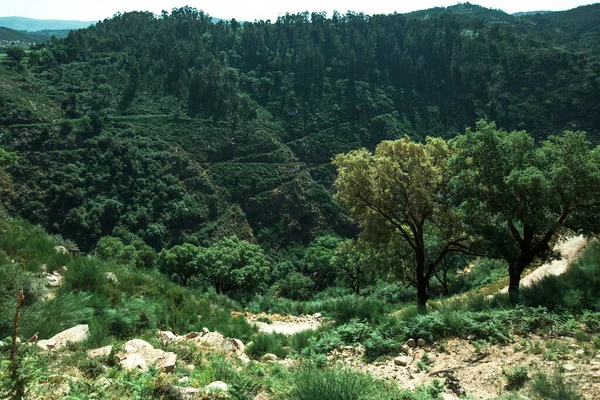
[450,121,600,302]
[277,272,316,301]
[334,136,469,309]
[503,365,530,390]
[529,368,582,400]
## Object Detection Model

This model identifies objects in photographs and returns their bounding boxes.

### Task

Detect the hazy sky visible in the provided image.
[1,0,597,22]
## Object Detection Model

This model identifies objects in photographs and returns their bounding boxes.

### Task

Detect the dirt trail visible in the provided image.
[500,235,587,294]
[243,312,322,335]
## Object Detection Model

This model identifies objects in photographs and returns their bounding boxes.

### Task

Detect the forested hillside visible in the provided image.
[1,3,599,255]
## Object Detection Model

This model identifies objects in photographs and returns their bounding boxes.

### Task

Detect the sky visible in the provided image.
[1,0,597,22]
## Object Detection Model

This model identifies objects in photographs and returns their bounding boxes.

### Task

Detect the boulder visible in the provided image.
[401,344,410,354]
[159,331,178,342]
[260,353,278,362]
[54,246,69,254]
[205,381,229,394]
[87,345,113,358]
[394,356,410,366]
[120,339,177,373]
[312,313,323,321]
[417,338,426,347]
[120,353,148,372]
[224,338,245,355]
[406,338,417,348]
[174,387,201,400]
[202,327,210,335]
[37,325,89,351]
[186,332,201,339]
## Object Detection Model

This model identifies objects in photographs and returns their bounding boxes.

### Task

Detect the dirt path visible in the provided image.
[500,235,587,294]
[244,313,322,335]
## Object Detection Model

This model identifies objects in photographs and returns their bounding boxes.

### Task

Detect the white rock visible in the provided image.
[175,387,201,400]
[37,325,89,351]
[205,381,229,394]
[178,376,190,384]
[120,353,148,371]
[394,356,410,366]
[202,327,210,335]
[312,313,323,320]
[124,339,154,353]
[87,345,113,358]
[441,393,460,400]
[159,331,178,342]
[261,353,278,362]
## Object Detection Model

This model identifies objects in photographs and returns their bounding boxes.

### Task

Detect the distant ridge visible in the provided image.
[0,16,94,32]
[512,11,552,16]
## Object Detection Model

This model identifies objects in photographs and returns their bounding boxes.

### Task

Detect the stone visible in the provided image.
[312,312,323,320]
[406,338,416,348]
[174,387,201,400]
[563,363,576,372]
[202,327,210,335]
[121,339,177,373]
[37,325,89,351]
[159,331,178,342]
[394,356,410,366]
[178,376,190,384]
[205,381,229,394]
[124,339,154,353]
[417,338,426,347]
[401,344,410,354]
[57,265,68,274]
[441,393,460,400]
[120,353,148,371]
[103,272,119,285]
[238,355,251,365]
[46,273,63,287]
[54,245,69,254]
[186,332,201,339]
[227,338,245,355]
[261,353,278,362]
[87,345,113,358]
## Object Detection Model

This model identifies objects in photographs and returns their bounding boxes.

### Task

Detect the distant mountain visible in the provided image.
[0,26,71,42]
[404,2,514,23]
[0,16,94,32]
[512,11,552,16]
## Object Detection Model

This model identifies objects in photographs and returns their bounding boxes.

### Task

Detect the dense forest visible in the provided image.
[2,4,600,399]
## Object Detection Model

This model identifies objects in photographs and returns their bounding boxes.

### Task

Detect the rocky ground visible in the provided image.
[242,312,323,335]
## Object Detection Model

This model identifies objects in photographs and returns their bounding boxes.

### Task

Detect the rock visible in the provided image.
[174,387,201,400]
[312,313,323,320]
[120,353,148,371]
[238,355,251,365]
[441,393,460,400]
[178,376,190,384]
[417,338,426,347]
[401,344,410,354]
[103,272,119,285]
[121,339,177,373]
[55,246,69,254]
[406,338,416,348]
[261,353,278,362]
[37,325,89,351]
[87,345,113,358]
[563,363,576,372]
[57,265,68,274]
[202,327,210,335]
[186,332,201,339]
[205,381,229,394]
[227,338,245,355]
[159,331,178,342]
[46,273,63,287]
[394,356,410,366]
[125,339,154,352]
[37,339,56,351]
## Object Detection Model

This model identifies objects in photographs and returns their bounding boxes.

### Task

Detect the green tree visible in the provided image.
[333,136,469,310]
[0,148,17,205]
[302,235,343,291]
[199,236,271,295]
[157,243,200,286]
[5,47,26,71]
[449,121,600,303]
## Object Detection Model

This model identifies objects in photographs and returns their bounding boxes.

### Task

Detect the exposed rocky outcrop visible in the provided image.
[37,324,89,351]
[118,339,177,372]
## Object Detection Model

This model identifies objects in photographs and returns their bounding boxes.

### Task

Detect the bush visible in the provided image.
[277,272,316,301]
[503,365,529,390]
[245,332,288,360]
[529,368,582,400]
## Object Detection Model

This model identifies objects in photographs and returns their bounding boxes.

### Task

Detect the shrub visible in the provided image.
[503,365,530,390]
[529,368,582,400]
[277,272,316,301]
[245,332,288,360]
[364,331,400,362]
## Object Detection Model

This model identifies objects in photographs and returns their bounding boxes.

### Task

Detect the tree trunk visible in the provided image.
[416,271,429,313]
[508,265,522,304]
